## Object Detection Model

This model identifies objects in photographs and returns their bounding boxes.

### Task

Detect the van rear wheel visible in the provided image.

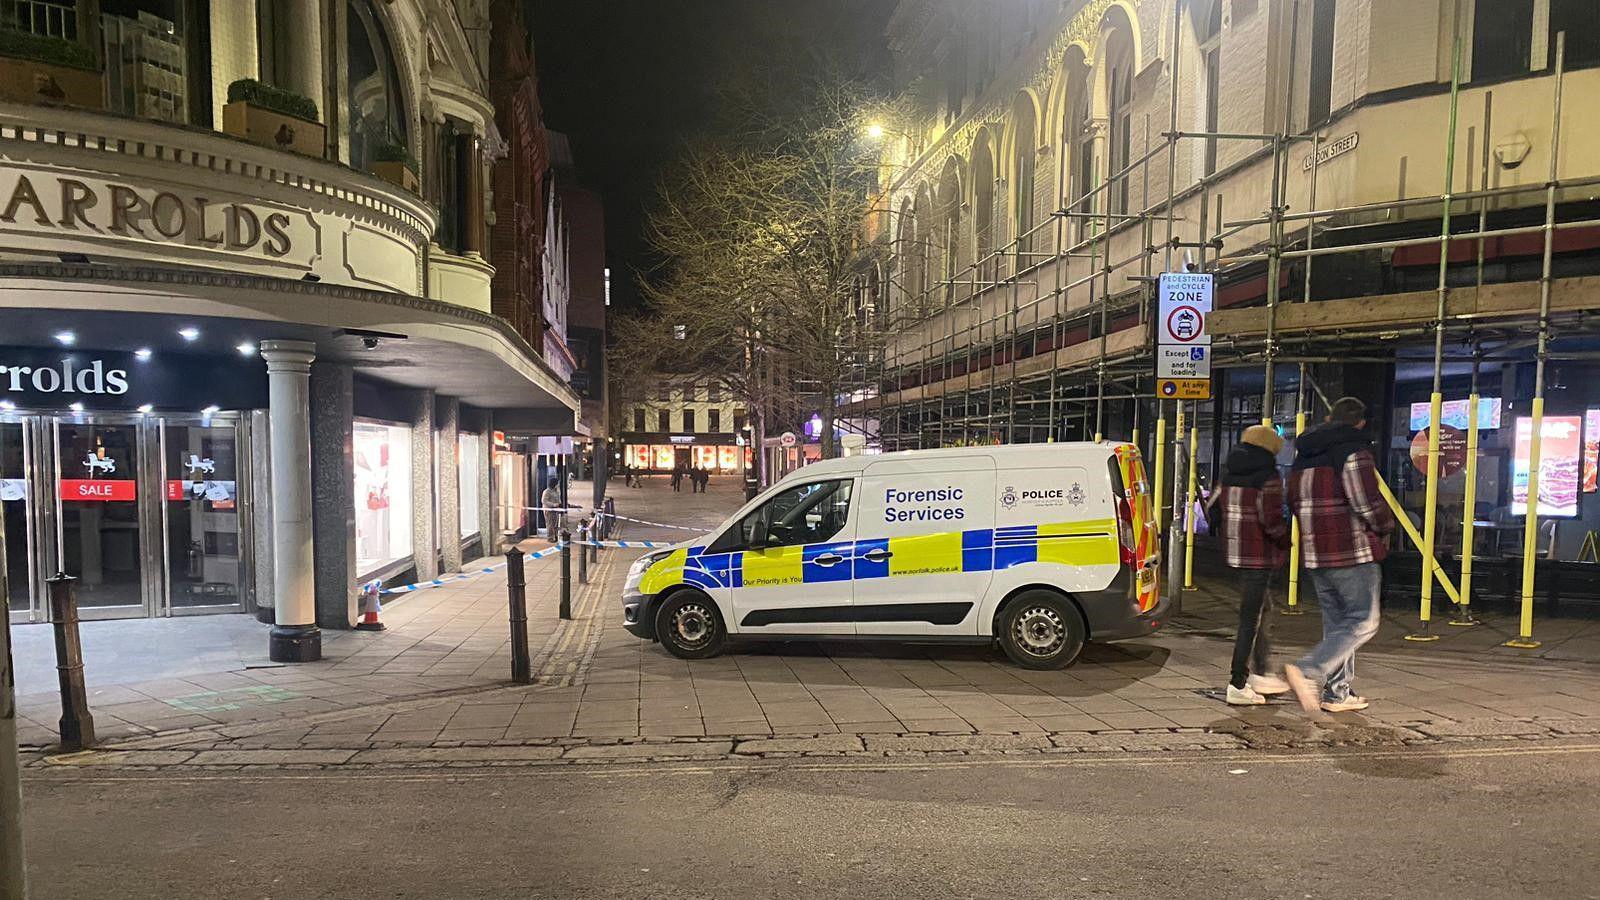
[655,590,726,660]
[997,591,1086,669]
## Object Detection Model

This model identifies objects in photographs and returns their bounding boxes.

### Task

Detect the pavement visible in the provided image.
[10,474,1600,767]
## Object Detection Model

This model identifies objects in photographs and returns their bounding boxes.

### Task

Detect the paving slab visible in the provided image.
[733,735,865,755]
[562,741,735,760]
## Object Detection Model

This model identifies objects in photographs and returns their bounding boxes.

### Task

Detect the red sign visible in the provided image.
[1409,425,1468,480]
[1164,306,1205,343]
[59,479,136,502]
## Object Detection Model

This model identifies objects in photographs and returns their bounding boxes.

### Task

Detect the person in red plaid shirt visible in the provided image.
[1212,424,1293,705]
[1284,397,1396,715]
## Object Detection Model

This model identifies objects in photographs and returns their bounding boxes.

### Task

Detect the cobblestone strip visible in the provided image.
[32,716,1599,771]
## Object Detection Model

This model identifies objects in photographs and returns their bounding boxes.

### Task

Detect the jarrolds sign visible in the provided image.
[0,171,318,269]
[0,347,268,412]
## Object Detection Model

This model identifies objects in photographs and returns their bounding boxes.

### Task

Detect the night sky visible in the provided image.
[528,0,897,314]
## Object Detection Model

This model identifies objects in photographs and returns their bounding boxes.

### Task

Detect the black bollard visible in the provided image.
[505,549,530,684]
[559,529,572,620]
[578,523,589,585]
[45,573,95,752]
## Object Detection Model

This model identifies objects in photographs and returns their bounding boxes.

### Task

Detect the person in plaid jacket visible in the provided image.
[1284,397,1395,715]
[1212,425,1292,705]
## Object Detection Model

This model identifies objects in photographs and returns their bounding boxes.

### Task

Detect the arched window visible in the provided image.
[913,186,934,313]
[971,130,996,281]
[894,198,914,317]
[1103,17,1135,215]
[1194,0,1223,176]
[1010,94,1038,254]
[345,0,409,172]
[936,157,963,300]
[1061,50,1092,241]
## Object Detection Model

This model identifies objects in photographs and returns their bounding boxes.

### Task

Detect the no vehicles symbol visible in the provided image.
[1165,306,1205,343]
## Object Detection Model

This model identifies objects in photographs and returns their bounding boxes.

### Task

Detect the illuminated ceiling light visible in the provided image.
[236,342,256,356]
[54,331,75,345]
[178,327,200,341]
[134,348,153,360]
[68,402,84,412]
[137,403,154,414]
[201,405,220,415]
[0,400,13,411]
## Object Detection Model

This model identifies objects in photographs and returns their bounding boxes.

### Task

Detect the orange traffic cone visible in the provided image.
[356,582,386,632]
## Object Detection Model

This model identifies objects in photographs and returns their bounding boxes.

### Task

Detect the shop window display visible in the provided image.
[354,421,412,574]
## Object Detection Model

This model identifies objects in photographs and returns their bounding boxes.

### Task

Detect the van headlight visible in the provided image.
[628,550,672,579]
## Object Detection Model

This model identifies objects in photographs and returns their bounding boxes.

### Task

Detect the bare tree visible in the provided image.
[636,75,886,471]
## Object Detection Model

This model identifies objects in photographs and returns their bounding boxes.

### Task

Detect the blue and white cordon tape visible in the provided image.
[368,543,566,595]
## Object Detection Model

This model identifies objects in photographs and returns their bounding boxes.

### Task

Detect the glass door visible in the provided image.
[53,418,153,617]
[161,419,247,613]
[2,420,35,622]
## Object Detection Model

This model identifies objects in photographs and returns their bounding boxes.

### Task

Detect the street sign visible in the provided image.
[779,431,797,448]
[1158,272,1213,346]
[1156,272,1215,399]
[1157,345,1211,379]
[1158,378,1212,400]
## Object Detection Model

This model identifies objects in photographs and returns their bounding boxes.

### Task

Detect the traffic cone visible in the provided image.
[356,581,386,632]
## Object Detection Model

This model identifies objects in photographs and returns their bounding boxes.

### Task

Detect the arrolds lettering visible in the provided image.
[0,174,292,257]
[1,358,128,395]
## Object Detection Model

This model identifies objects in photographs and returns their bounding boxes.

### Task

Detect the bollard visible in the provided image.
[578,523,590,585]
[559,529,572,620]
[46,573,95,752]
[505,549,531,684]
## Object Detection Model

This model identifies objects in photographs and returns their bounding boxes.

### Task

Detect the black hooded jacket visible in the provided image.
[1221,443,1279,488]
[1290,423,1371,473]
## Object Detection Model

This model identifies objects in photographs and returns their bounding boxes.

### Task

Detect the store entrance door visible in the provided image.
[53,417,155,618]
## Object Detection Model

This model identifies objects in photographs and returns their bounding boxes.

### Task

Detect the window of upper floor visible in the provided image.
[634,408,645,432]
[344,0,409,173]
[682,408,696,432]
[1471,0,1600,84]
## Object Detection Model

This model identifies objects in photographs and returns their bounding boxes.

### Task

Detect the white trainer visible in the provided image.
[1248,673,1291,695]
[1320,695,1371,713]
[1226,684,1267,706]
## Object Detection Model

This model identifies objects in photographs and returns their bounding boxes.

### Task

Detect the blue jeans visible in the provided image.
[1298,563,1382,703]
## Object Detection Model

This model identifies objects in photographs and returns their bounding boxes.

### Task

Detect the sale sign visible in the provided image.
[1512,416,1583,517]
[59,479,136,502]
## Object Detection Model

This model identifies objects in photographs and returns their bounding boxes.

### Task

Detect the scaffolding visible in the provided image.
[850,1,1600,647]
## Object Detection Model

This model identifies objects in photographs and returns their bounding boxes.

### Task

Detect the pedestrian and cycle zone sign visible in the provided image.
[1157,272,1213,400]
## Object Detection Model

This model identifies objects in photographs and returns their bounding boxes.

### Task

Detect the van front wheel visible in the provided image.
[654,590,726,660]
[997,591,1086,669]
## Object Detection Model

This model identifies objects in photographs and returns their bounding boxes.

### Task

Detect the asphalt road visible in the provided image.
[20,742,1600,899]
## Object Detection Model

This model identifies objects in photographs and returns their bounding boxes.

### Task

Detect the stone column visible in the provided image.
[407,389,438,581]
[282,0,325,117]
[436,396,462,573]
[310,361,356,630]
[259,340,319,662]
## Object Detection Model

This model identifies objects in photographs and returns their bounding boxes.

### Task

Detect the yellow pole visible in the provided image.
[1376,478,1462,604]
[1453,393,1481,625]
[1406,392,1445,641]
[1284,409,1306,614]
[1152,413,1168,532]
[1509,399,1544,648]
[1183,411,1198,589]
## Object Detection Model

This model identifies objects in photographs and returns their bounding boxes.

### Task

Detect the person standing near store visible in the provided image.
[540,477,563,543]
[1284,396,1396,715]
[1211,424,1293,705]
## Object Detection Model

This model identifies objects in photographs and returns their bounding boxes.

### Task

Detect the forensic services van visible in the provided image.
[621,442,1164,669]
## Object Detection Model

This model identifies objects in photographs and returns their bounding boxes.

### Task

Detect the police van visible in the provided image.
[621,442,1164,669]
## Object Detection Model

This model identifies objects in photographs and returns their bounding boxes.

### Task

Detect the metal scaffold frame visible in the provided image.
[848,0,1600,643]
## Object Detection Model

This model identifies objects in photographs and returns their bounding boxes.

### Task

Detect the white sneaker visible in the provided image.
[1227,684,1267,705]
[1320,695,1370,713]
[1248,673,1291,695]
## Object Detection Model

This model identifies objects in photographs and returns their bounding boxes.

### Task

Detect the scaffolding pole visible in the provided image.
[1507,32,1566,651]
[1406,10,1464,643]
[1158,0,1182,586]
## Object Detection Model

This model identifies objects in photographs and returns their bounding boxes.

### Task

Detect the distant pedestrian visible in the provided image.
[540,477,563,543]
[671,466,683,492]
[1284,397,1396,715]
[694,466,707,493]
[1209,424,1292,706]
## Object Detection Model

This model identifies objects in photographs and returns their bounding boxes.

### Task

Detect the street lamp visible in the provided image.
[865,122,886,140]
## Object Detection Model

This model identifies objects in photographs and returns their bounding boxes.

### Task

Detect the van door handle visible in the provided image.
[814,553,845,567]
[861,549,892,562]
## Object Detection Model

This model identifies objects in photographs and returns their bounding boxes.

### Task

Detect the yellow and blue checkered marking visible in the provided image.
[643,520,1117,594]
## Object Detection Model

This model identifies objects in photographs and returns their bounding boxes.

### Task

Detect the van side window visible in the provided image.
[735,480,854,550]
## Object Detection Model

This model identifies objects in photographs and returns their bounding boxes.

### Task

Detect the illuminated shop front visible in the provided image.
[620,434,747,474]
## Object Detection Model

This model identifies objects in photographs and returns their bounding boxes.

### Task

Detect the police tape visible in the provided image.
[365,543,566,595]
[575,539,673,549]
[497,503,704,532]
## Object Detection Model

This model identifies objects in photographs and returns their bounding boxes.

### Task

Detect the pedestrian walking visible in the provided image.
[694,466,707,493]
[1284,396,1396,715]
[540,476,563,543]
[1209,424,1292,706]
